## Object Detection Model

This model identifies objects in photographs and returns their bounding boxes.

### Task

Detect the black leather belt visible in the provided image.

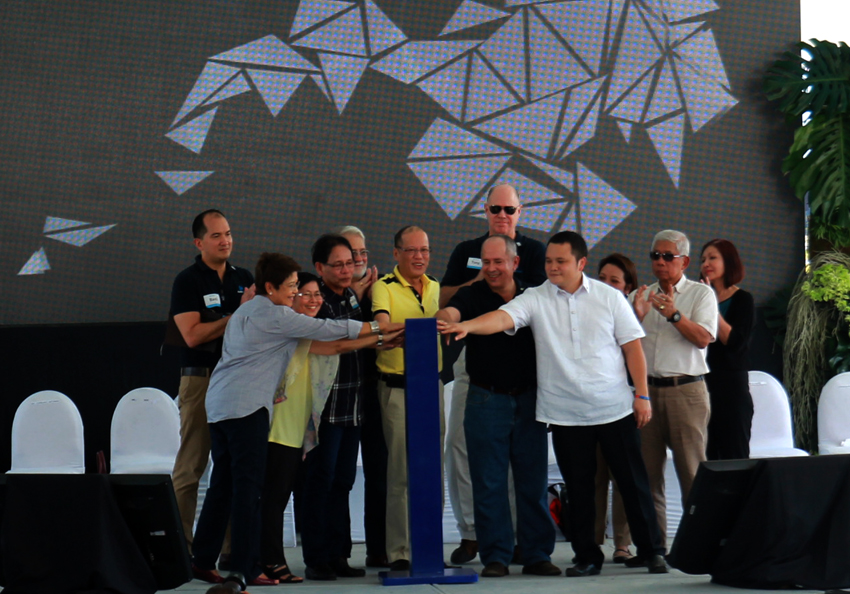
[181,366,211,377]
[469,379,533,397]
[379,373,405,389]
[647,374,703,387]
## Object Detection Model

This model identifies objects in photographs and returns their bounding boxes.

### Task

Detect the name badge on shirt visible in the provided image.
[467,257,482,270]
[350,295,360,309]
[204,293,222,308]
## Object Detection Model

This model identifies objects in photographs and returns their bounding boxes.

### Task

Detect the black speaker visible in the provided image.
[666,458,760,575]
[108,474,192,590]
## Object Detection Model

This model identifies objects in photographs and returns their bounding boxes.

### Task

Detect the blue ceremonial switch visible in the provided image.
[379,318,477,586]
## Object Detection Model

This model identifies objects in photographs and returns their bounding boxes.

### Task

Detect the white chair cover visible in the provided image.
[9,390,85,474]
[110,387,180,474]
[818,372,850,455]
[748,371,809,458]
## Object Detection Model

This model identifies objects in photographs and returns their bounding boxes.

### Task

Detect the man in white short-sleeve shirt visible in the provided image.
[630,229,718,547]
[438,231,668,577]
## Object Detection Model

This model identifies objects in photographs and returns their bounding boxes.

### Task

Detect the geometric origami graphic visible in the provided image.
[46,224,117,247]
[18,248,50,275]
[164,0,737,250]
[43,217,90,233]
[155,171,215,195]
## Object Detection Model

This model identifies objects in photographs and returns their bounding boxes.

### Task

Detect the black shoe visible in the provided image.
[566,562,601,577]
[450,539,478,564]
[331,558,366,578]
[521,560,562,576]
[389,559,411,572]
[305,564,337,581]
[365,554,389,568]
[646,554,669,574]
[480,562,510,577]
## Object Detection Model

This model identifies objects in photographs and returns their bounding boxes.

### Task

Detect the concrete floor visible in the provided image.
[165,541,819,594]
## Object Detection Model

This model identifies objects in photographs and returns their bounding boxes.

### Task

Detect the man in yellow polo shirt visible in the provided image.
[372,225,442,571]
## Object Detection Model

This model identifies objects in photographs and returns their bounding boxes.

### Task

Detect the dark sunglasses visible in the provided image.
[650,251,686,262]
[488,205,518,215]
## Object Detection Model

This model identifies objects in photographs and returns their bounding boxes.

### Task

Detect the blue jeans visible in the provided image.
[193,408,269,580]
[300,422,361,567]
[464,385,554,566]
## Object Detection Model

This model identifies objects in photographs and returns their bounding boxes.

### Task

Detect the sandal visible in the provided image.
[264,564,304,584]
[613,547,634,564]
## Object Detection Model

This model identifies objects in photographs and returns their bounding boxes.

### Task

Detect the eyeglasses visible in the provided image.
[296,291,323,300]
[488,205,518,215]
[650,251,687,262]
[326,260,355,270]
[350,249,369,258]
[401,247,431,255]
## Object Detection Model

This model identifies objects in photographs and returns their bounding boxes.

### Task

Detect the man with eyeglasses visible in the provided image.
[299,234,369,580]
[630,229,717,549]
[371,225,443,571]
[338,226,388,569]
[438,184,546,565]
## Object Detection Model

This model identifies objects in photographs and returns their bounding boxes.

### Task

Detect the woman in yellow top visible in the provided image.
[260,272,401,583]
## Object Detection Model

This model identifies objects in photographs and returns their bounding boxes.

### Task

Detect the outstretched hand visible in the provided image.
[437,319,468,343]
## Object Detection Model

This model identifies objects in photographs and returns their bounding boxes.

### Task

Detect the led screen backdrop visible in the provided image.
[1,0,801,325]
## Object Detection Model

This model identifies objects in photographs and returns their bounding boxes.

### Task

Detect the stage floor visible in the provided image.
[167,541,822,594]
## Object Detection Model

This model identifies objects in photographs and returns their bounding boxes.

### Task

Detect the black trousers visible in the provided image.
[551,414,665,567]
[260,442,303,567]
[360,378,388,559]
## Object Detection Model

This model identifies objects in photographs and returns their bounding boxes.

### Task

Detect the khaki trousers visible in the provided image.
[378,379,445,563]
[640,380,711,548]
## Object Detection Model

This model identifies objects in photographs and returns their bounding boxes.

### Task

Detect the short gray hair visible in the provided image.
[652,229,690,256]
[336,225,365,240]
[482,234,517,258]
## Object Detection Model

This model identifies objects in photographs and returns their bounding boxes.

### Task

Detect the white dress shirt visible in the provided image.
[500,275,645,426]
[631,275,718,377]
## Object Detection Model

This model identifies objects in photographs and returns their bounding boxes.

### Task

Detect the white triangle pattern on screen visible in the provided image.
[319,53,369,113]
[475,90,566,158]
[202,73,251,106]
[478,11,527,99]
[408,155,510,219]
[171,63,238,127]
[309,73,333,101]
[47,225,117,247]
[577,163,636,249]
[417,56,469,120]
[440,1,510,36]
[528,10,590,101]
[675,57,737,132]
[246,70,306,116]
[670,21,704,47]
[155,171,215,195]
[18,248,50,275]
[615,120,633,143]
[43,217,89,233]
[646,113,686,186]
[371,40,479,84]
[465,52,519,122]
[645,58,681,122]
[290,0,354,37]
[166,107,218,154]
[609,68,654,123]
[559,203,579,232]
[364,0,407,54]
[606,4,662,108]
[664,0,720,22]
[409,118,509,160]
[292,8,366,56]
[557,77,604,155]
[535,0,609,75]
[210,35,318,71]
[675,30,731,88]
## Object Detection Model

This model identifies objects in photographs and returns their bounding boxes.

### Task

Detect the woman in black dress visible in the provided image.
[700,239,755,460]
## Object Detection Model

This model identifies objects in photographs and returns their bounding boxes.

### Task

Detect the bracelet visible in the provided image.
[635,395,650,401]
[370,320,380,334]
[376,333,384,347]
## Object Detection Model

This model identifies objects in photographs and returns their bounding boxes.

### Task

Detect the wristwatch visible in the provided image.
[370,320,380,334]
[667,311,682,323]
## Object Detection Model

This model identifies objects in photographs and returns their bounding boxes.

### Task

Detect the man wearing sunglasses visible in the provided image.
[630,229,717,549]
[438,184,547,566]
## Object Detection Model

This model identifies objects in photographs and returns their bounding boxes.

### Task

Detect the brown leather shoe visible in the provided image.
[481,562,510,577]
[450,539,479,564]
